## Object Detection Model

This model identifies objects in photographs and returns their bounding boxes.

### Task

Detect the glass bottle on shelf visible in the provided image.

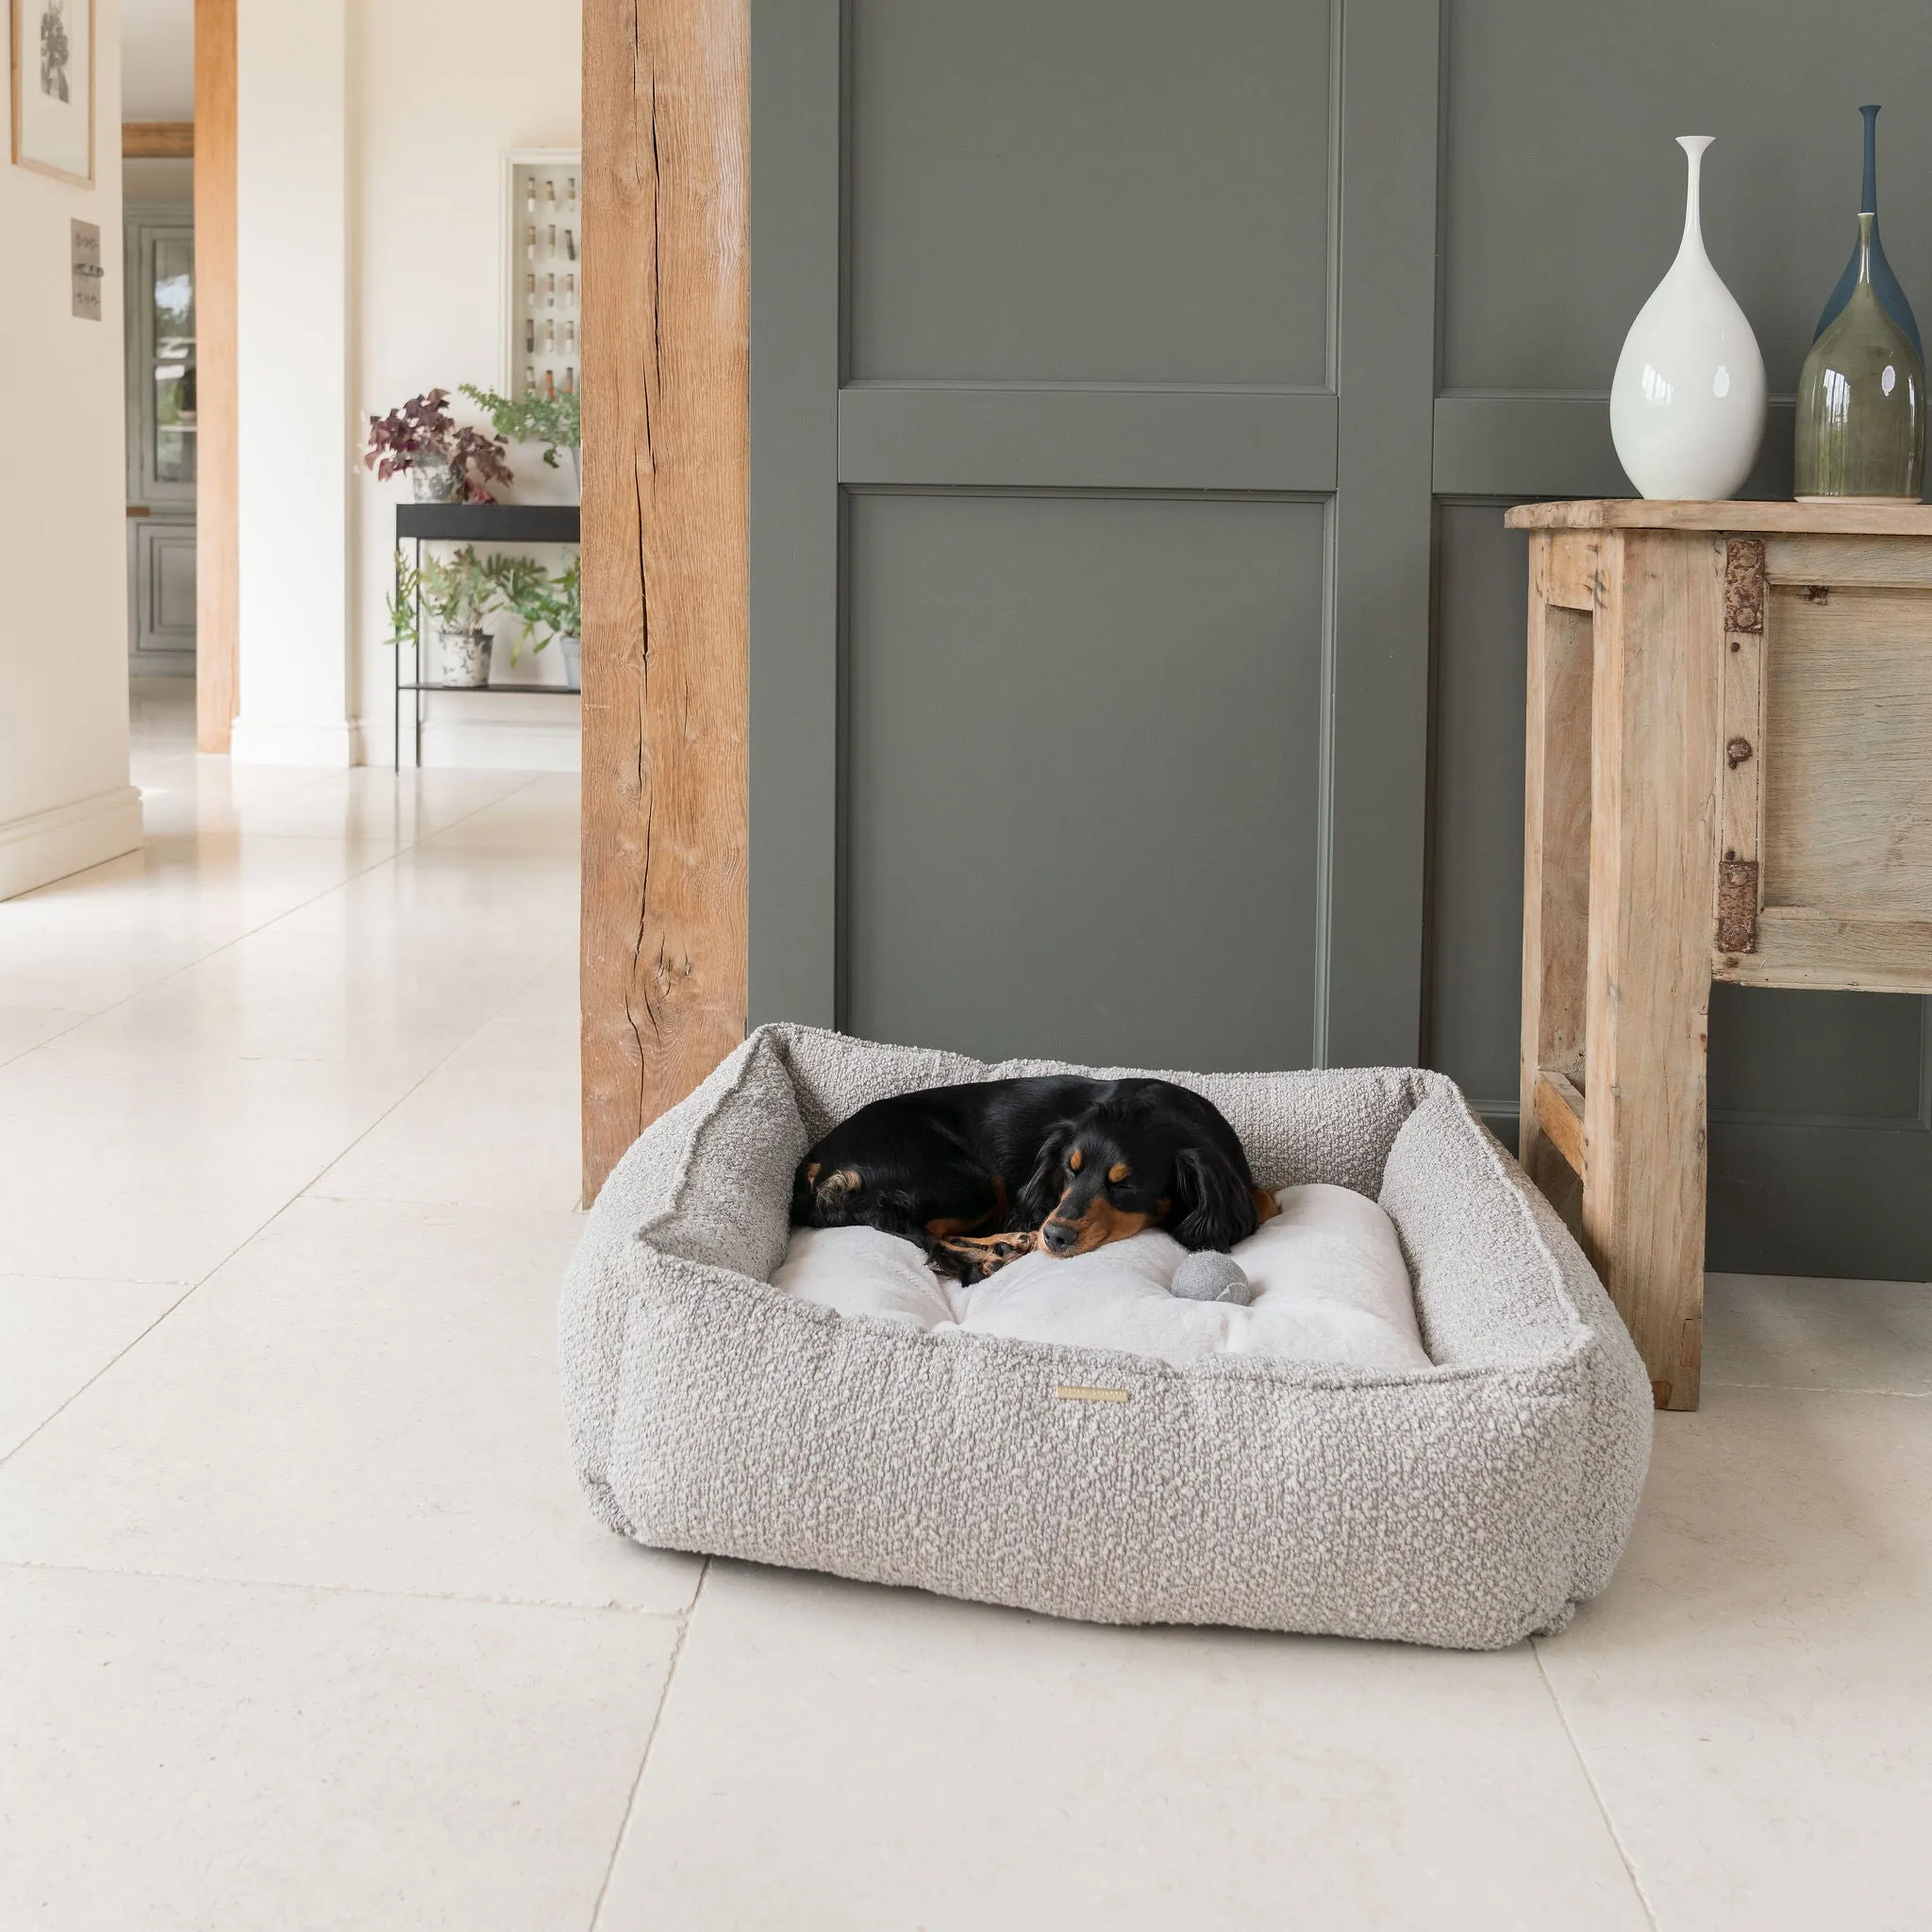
[1814,106,1922,358]
[525,364,537,396]
[546,274,557,308]
[526,225,537,260]
[563,366,575,396]
[525,317,535,354]
[543,370,557,401]
[564,274,575,306]
[547,225,557,259]
[567,176,577,210]
[545,319,556,352]
[1796,211,1926,499]
[525,180,536,214]
[564,320,575,353]
[545,179,556,207]
[525,272,536,306]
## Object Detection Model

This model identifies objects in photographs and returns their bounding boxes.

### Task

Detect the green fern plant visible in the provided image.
[385,549,421,651]
[458,384,580,482]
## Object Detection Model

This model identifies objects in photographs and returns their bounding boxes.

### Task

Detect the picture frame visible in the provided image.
[10,0,93,188]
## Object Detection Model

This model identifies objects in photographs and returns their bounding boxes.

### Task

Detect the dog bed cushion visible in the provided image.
[559,1023,1653,1650]
[773,1184,1430,1373]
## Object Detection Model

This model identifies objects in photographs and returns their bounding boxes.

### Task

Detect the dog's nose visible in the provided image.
[1041,1220,1079,1255]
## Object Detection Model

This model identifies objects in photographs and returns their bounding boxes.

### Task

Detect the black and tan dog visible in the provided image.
[791,1075,1276,1282]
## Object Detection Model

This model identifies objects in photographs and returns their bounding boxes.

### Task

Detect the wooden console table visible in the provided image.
[1507,499,1932,1411]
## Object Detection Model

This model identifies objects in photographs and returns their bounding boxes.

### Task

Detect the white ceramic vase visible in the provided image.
[1609,136,1766,500]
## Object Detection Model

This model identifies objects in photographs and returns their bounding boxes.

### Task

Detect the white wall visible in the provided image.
[0,0,142,897]
[121,0,193,121]
[231,0,581,769]
[350,0,582,770]
[232,0,353,765]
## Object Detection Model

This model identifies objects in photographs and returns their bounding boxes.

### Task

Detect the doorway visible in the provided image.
[124,201,196,677]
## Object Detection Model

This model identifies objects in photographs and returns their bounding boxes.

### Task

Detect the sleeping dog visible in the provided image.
[791,1075,1277,1282]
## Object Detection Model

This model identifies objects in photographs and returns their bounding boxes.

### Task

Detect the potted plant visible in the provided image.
[458,384,581,493]
[387,544,522,687]
[492,555,556,672]
[364,389,514,503]
[492,552,583,689]
[549,555,583,690]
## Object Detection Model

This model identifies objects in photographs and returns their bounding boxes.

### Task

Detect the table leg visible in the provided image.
[1581,531,1721,1411]
[1520,535,1596,1231]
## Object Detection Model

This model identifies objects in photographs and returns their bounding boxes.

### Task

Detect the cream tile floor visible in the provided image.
[2,681,1928,1928]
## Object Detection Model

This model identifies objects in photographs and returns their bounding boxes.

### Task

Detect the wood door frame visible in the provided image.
[193,0,239,753]
[124,121,194,158]
[579,0,751,1200]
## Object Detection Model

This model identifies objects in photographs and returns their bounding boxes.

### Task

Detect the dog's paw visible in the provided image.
[929,1227,1040,1283]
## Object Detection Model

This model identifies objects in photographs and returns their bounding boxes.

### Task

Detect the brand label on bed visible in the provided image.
[1055,1384,1130,1404]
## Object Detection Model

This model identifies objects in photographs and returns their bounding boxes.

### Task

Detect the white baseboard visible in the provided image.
[390,715,582,773]
[229,717,361,768]
[0,785,145,900]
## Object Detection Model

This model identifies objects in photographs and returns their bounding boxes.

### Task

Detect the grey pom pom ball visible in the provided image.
[1171,1251,1252,1306]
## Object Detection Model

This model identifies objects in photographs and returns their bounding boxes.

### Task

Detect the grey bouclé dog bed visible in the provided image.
[558,1024,1652,1650]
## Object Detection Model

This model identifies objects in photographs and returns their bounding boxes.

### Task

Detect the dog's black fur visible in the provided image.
[791,1075,1275,1282]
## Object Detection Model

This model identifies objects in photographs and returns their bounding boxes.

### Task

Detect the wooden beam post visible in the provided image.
[579,0,750,1201]
[193,0,239,754]
[124,121,195,158]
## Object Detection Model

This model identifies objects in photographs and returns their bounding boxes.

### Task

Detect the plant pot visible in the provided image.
[410,457,465,503]
[559,634,581,691]
[437,627,493,687]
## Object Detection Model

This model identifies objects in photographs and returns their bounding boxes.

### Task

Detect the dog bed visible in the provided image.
[558,1024,1652,1650]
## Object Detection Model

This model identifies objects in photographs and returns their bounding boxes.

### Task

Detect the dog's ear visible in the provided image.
[1168,1144,1258,1252]
[790,1159,822,1225]
[1016,1122,1077,1226]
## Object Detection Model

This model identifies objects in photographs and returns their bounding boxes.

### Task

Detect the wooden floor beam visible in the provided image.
[193,0,238,754]
[579,0,751,1201]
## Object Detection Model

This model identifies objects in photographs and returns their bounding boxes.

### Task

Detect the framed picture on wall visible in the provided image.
[10,0,93,187]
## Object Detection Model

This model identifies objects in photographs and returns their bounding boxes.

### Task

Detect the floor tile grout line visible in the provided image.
[0,1283,201,1474]
[0,1009,98,1070]
[1531,1638,1660,1931]
[589,1557,711,1932]
[1,766,556,1064]
[0,992,497,1457]
[0,880,568,1461]
[293,951,577,1204]
[1704,1380,1930,1399]
[0,840,407,1057]
[0,1272,209,1287]
[0,1554,699,1619]
[410,770,555,851]
[125,758,349,842]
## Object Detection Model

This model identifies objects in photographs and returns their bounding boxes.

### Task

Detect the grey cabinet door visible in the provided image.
[129,519,197,673]
[752,0,1439,1073]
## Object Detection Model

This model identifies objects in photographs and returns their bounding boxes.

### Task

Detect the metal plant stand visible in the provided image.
[393,502,582,771]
